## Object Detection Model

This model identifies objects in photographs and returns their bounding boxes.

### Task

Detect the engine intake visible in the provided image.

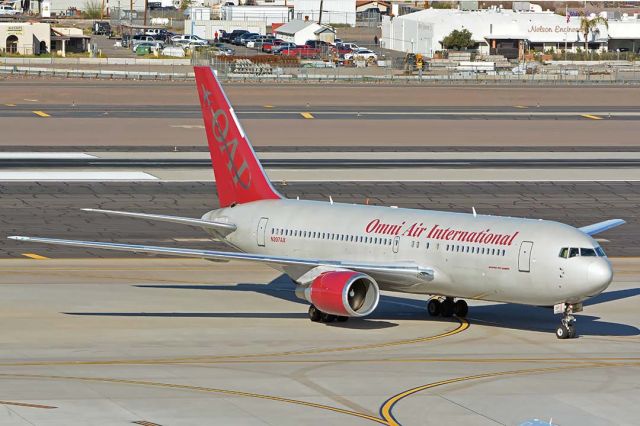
[296,271,380,317]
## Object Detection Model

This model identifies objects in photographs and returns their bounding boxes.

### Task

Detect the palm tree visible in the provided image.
[579,14,608,51]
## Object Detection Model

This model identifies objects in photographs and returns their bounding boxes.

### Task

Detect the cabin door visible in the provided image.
[257,217,269,247]
[518,241,533,272]
[392,236,400,253]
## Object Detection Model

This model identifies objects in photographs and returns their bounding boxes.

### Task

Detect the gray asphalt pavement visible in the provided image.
[3,181,635,258]
[2,103,639,120]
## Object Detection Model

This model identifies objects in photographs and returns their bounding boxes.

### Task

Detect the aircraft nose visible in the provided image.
[586,260,613,296]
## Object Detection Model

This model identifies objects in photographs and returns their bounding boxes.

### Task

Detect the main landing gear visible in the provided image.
[556,304,577,339]
[427,297,468,318]
[308,305,348,323]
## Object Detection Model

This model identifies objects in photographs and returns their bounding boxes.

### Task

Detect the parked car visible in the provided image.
[247,35,274,49]
[235,32,258,45]
[180,40,209,48]
[171,34,209,45]
[212,43,234,55]
[340,42,360,51]
[280,45,320,59]
[344,48,378,62]
[262,39,285,53]
[221,29,247,43]
[305,40,330,49]
[131,35,159,50]
[0,5,18,15]
[272,42,297,54]
[93,21,112,36]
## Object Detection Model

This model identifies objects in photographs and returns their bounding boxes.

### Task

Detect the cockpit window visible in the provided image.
[561,246,606,258]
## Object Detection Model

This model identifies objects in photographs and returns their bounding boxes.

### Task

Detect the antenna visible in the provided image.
[472,206,477,218]
[329,196,334,205]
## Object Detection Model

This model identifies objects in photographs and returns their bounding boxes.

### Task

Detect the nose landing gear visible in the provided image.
[427,297,468,318]
[556,304,577,339]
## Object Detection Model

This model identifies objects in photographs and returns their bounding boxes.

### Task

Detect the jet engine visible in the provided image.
[296,271,380,317]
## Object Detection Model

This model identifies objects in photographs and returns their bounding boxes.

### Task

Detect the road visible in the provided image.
[3,181,635,258]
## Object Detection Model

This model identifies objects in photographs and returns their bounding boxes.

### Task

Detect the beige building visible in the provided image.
[0,22,51,55]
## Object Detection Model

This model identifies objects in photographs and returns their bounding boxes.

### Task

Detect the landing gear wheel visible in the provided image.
[440,298,455,317]
[427,299,441,317]
[557,304,578,339]
[454,300,468,317]
[321,313,337,323]
[308,305,322,322]
[556,325,570,339]
[336,316,349,322]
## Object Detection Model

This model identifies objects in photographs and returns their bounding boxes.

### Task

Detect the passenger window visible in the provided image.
[559,248,568,258]
[569,248,579,258]
[581,248,597,257]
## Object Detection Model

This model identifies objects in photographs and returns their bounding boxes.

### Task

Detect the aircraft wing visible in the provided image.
[579,219,626,236]
[82,208,236,233]
[7,236,434,284]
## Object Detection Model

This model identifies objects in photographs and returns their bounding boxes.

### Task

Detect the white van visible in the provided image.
[0,5,19,15]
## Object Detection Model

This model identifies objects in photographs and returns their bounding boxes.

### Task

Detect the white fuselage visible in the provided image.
[203,199,613,307]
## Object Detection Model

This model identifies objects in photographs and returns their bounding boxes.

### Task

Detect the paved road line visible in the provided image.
[300,112,314,119]
[0,319,468,367]
[514,105,528,109]
[263,105,274,108]
[4,104,15,107]
[379,362,640,426]
[21,253,49,260]
[32,110,50,117]
[0,400,57,409]
[133,421,162,426]
[581,114,603,120]
[0,373,386,425]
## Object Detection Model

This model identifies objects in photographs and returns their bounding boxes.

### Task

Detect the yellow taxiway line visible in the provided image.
[581,113,603,120]
[21,253,49,260]
[0,400,56,409]
[32,110,50,117]
[300,112,314,119]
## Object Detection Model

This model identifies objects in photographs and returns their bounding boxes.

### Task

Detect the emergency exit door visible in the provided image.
[257,217,268,247]
[518,241,533,272]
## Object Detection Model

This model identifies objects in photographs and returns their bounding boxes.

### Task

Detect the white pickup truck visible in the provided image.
[0,5,19,15]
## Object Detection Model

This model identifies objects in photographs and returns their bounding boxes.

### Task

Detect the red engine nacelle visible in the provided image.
[296,271,380,317]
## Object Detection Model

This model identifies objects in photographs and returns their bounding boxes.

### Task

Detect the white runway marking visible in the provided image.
[0,172,158,181]
[0,153,97,159]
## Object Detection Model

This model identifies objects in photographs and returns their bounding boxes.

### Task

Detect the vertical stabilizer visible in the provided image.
[194,66,281,207]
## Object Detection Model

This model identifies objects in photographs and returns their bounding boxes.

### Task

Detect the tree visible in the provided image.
[442,29,474,51]
[83,0,104,19]
[579,14,608,51]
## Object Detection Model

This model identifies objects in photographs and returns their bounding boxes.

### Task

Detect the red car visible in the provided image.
[262,39,284,53]
[280,45,320,59]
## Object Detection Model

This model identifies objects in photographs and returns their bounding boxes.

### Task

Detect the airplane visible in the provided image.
[9,66,625,339]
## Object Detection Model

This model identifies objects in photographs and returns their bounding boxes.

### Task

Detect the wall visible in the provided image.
[0,23,50,55]
[295,0,356,26]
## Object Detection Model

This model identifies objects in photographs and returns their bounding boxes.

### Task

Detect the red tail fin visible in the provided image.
[194,66,281,207]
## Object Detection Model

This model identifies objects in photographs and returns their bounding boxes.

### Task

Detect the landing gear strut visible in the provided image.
[556,304,577,339]
[427,297,468,318]
[308,305,348,323]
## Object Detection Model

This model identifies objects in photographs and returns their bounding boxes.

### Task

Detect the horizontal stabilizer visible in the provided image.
[82,208,236,233]
[579,219,625,236]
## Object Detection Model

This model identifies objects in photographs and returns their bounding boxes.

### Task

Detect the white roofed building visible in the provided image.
[381,7,627,59]
[274,19,336,45]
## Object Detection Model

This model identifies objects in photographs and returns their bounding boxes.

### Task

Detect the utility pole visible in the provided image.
[100,0,105,19]
[143,0,148,26]
[318,0,323,25]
